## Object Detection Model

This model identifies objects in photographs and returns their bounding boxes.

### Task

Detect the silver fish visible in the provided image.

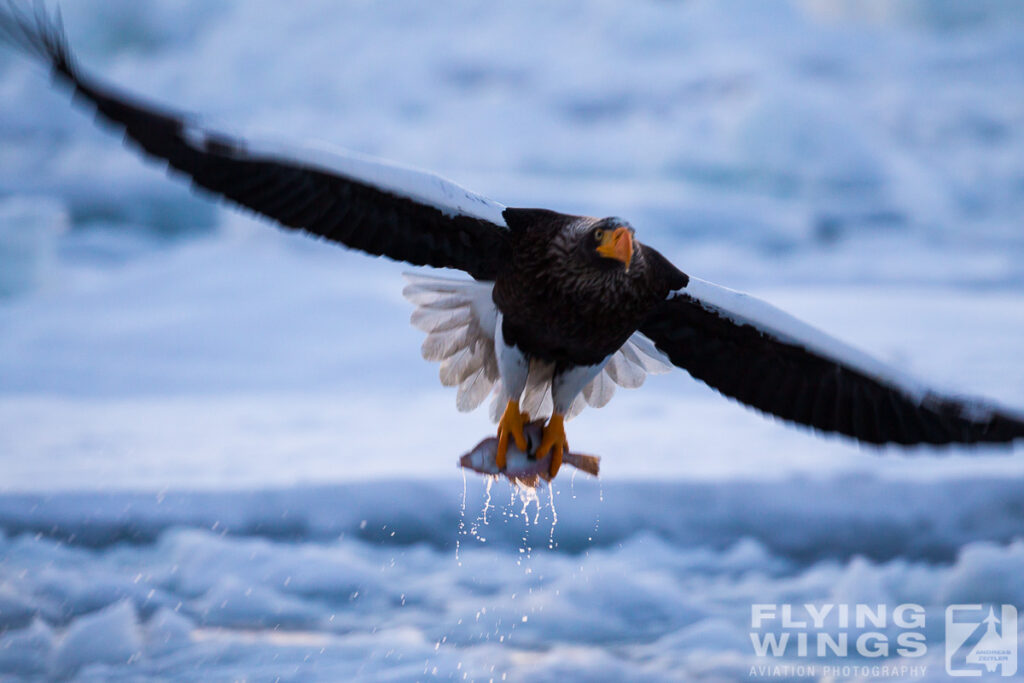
[459,421,600,487]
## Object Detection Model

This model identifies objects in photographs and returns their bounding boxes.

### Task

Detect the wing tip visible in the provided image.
[0,1,75,79]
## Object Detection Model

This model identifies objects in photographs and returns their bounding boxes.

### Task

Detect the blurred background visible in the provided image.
[1,1,1024,680]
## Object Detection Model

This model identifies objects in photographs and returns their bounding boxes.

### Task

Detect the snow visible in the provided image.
[2,479,1024,679]
[53,600,142,678]
[2,0,1024,680]
[0,196,67,297]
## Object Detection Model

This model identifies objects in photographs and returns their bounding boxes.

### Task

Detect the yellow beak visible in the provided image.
[595,226,634,272]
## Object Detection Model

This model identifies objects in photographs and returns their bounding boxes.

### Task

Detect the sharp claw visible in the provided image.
[549,445,563,478]
[512,422,528,452]
[496,430,509,471]
[496,399,527,471]
[537,413,567,479]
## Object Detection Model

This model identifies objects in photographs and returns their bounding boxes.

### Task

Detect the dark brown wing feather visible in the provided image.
[0,6,510,280]
[641,290,1024,446]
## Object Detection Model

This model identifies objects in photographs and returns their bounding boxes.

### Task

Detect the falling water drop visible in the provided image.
[547,481,558,549]
[457,470,467,564]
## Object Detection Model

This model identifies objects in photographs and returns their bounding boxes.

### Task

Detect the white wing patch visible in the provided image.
[680,276,929,401]
[403,273,673,421]
[402,273,500,412]
[182,123,509,226]
[677,276,1024,424]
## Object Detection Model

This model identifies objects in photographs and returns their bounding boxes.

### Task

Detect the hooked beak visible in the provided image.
[595,226,634,272]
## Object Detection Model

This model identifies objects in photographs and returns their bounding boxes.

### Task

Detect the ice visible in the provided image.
[939,541,1024,607]
[3,0,1024,679]
[144,607,193,656]
[0,480,1022,678]
[53,600,142,678]
[0,619,54,678]
[191,576,324,629]
[0,196,68,297]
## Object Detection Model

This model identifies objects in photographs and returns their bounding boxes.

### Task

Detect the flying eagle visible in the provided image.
[3,7,1023,478]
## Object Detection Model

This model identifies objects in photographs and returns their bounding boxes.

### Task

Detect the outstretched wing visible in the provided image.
[0,5,510,280]
[640,276,1024,446]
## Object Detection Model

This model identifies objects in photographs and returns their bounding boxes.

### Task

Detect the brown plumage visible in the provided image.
[493,209,687,368]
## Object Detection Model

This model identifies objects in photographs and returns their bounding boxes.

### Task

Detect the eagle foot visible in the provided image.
[496,399,529,470]
[536,413,567,478]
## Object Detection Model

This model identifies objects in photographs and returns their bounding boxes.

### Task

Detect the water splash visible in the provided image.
[468,477,495,543]
[515,482,540,525]
[590,481,603,543]
[547,481,558,550]
[456,469,467,564]
[482,477,494,526]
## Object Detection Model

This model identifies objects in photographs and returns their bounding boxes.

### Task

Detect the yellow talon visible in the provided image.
[496,399,528,470]
[536,413,567,478]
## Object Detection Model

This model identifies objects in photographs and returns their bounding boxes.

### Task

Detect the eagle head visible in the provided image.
[587,217,635,273]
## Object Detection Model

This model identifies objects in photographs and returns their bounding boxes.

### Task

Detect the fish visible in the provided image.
[459,420,600,487]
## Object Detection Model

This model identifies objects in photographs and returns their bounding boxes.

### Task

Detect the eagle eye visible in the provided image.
[594,229,605,242]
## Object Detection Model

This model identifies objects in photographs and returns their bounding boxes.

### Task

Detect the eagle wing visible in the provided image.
[640,276,1024,446]
[0,6,510,280]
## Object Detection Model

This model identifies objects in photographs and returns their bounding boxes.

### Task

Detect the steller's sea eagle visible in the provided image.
[2,5,1023,478]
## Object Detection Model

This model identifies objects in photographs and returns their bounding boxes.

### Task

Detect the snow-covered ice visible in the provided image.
[4,480,1024,680]
[3,0,1024,680]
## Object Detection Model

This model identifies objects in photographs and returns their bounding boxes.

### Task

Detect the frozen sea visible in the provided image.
[2,1,1024,680]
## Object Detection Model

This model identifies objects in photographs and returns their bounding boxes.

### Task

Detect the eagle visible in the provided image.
[3,7,1023,478]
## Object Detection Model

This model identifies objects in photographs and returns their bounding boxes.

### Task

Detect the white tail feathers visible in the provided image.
[403,273,673,421]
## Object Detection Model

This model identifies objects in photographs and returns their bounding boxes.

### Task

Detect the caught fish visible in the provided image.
[459,421,600,487]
